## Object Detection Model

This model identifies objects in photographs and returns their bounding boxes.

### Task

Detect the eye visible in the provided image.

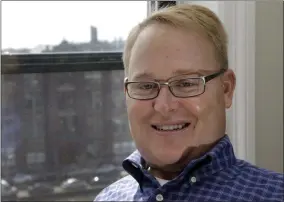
[175,80,198,87]
[138,83,157,90]
[179,81,194,87]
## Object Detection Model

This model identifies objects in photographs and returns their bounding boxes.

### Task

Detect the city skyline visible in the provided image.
[2,1,147,49]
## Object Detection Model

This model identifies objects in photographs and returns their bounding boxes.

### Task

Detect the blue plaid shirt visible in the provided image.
[95,135,284,201]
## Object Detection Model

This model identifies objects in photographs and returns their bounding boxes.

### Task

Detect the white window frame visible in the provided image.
[148,1,256,164]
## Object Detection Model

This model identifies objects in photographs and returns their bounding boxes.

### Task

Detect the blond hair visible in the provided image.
[122,4,228,74]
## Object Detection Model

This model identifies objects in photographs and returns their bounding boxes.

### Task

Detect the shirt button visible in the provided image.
[190,176,197,183]
[156,194,164,201]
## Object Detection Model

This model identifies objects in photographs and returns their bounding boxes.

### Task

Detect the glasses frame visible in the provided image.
[124,68,226,100]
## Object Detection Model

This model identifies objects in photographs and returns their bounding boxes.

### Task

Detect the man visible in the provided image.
[95,4,284,202]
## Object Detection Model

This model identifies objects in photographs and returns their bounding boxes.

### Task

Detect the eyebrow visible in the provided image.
[131,72,155,81]
[131,69,215,81]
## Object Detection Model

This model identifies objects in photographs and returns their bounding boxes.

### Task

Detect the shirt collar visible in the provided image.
[122,135,236,186]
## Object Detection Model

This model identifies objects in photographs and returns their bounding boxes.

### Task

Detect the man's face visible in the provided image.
[125,23,235,170]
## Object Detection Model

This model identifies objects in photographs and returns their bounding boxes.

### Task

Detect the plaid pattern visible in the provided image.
[95,135,284,202]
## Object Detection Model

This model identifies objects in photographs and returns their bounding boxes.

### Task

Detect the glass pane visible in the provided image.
[2,1,147,54]
[1,69,132,201]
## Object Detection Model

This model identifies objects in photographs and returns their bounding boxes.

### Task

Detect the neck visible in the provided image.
[147,140,220,180]
[148,166,181,180]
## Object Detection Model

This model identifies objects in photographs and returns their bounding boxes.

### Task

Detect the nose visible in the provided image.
[153,86,178,117]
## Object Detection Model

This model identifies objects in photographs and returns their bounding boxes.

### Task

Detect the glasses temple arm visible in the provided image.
[204,68,226,83]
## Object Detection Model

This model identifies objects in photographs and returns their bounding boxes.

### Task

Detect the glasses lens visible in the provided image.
[170,78,204,97]
[127,82,159,99]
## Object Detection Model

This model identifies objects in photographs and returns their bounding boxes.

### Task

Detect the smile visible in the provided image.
[152,123,190,131]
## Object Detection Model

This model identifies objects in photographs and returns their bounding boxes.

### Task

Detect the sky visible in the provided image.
[2,1,148,49]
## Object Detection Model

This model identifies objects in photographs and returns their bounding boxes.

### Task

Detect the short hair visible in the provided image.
[122,4,228,75]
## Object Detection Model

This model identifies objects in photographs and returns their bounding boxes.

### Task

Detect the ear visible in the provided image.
[123,77,128,95]
[222,69,236,108]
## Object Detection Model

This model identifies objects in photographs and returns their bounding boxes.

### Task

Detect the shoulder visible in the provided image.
[93,175,139,201]
[237,159,283,183]
[235,159,283,200]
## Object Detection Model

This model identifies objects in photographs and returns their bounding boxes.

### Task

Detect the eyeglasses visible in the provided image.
[124,68,226,100]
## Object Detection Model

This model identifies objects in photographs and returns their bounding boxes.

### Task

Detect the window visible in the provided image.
[1,2,147,201]
[1,52,132,201]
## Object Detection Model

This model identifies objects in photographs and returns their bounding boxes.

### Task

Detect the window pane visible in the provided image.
[1,68,131,200]
[2,1,147,54]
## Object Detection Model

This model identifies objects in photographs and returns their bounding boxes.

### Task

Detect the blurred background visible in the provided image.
[1,1,283,201]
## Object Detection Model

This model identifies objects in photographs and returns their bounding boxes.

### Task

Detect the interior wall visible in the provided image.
[255,1,283,173]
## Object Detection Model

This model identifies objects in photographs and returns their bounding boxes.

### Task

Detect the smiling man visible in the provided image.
[95,4,284,202]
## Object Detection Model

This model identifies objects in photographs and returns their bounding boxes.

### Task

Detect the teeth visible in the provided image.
[156,124,187,131]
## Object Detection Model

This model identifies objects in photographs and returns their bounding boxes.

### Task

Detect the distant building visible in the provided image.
[90,26,98,44]
[2,26,125,54]
[44,26,125,53]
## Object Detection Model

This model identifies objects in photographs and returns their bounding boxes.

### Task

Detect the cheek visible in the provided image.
[126,99,154,148]
[189,93,226,142]
[180,97,206,119]
[182,93,223,128]
[192,87,225,116]
[126,98,153,124]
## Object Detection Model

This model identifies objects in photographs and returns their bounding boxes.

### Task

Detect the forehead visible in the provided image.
[128,23,218,81]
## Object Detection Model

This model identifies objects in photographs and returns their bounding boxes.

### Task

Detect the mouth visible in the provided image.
[151,123,190,132]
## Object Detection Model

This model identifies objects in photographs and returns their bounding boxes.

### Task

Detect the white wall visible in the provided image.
[255,1,283,173]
